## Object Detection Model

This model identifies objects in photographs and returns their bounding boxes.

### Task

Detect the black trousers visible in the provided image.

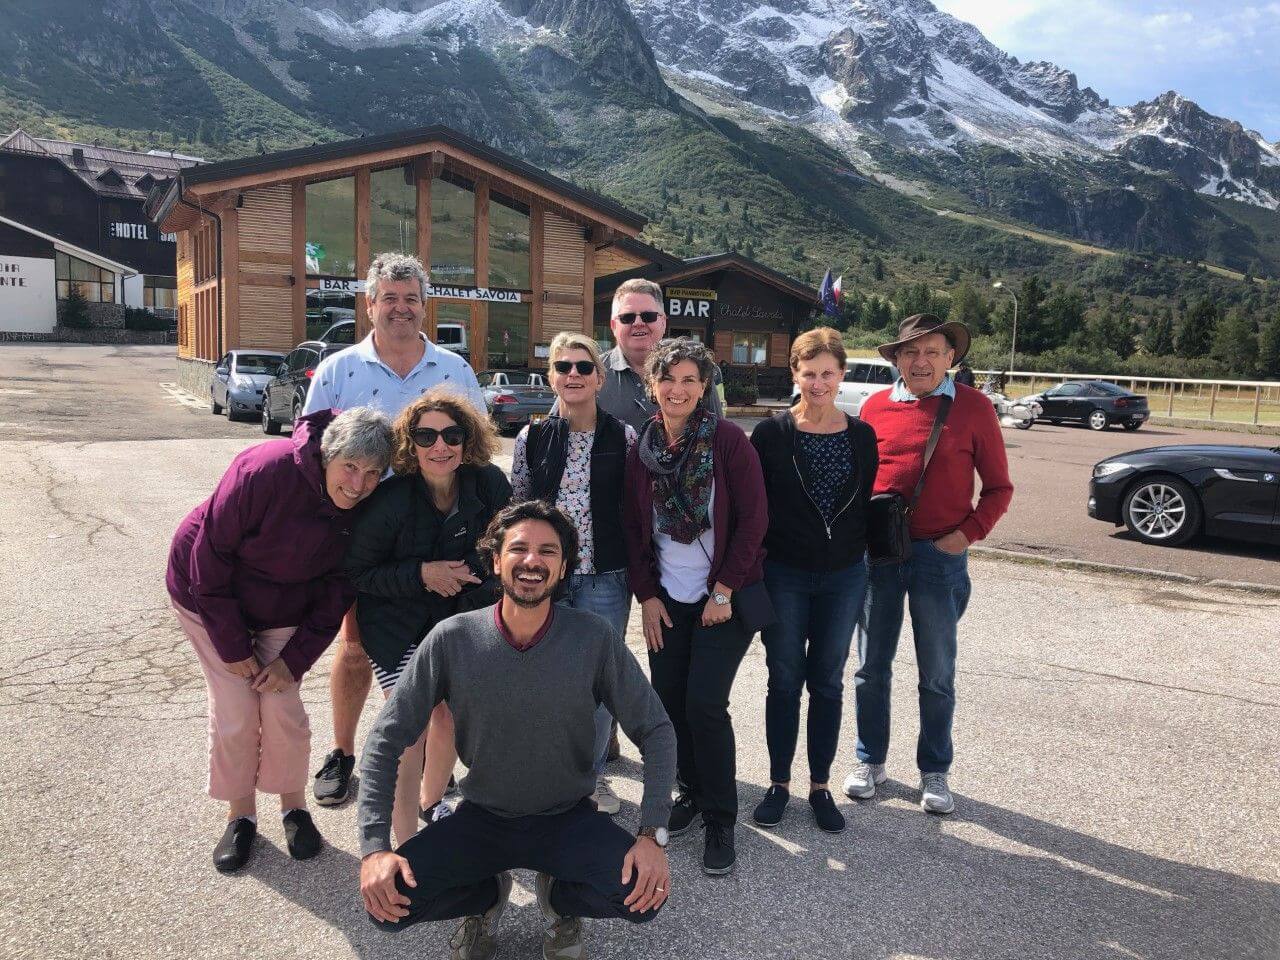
[373,799,659,932]
[647,591,751,828]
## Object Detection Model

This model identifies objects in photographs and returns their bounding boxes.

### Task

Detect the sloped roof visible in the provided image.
[595,250,817,304]
[0,128,200,200]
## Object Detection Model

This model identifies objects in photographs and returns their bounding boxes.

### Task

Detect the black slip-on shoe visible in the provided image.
[283,809,323,861]
[312,749,355,806]
[702,821,736,876]
[213,818,256,873]
[667,792,700,838]
[751,785,790,827]
[809,789,847,834]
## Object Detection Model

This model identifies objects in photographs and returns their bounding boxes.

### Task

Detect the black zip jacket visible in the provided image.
[750,411,879,573]
[345,464,512,673]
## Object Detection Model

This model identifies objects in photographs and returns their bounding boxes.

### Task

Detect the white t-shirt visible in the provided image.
[655,484,715,604]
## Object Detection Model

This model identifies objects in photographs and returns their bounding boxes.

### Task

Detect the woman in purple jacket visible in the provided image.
[623,338,768,879]
[166,407,392,874]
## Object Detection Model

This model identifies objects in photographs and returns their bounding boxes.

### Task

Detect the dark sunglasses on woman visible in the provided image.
[552,359,597,375]
[411,425,467,448]
[614,311,661,325]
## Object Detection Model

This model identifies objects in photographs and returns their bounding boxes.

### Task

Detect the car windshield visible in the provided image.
[1090,382,1128,395]
[235,355,283,374]
[497,372,537,385]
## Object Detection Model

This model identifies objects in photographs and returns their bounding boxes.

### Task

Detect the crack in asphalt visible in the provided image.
[22,445,131,546]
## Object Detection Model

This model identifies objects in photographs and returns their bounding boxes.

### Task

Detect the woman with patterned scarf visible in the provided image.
[622,338,768,878]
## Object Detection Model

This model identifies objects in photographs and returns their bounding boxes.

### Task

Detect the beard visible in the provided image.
[500,565,557,608]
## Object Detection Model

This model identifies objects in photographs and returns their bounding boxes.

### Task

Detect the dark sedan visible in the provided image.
[1029,380,1149,431]
[479,370,555,434]
[1089,444,1280,546]
[261,340,349,434]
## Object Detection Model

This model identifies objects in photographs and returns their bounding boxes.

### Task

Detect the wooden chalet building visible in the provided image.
[147,126,817,393]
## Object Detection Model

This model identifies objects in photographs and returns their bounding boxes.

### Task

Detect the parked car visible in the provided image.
[261,341,350,434]
[790,357,896,415]
[210,350,285,422]
[1088,444,1280,546]
[1026,380,1149,431]
[478,370,554,433]
[317,318,357,345]
[437,322,468,359]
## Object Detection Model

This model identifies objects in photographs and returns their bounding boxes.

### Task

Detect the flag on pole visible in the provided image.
[818,269,841,318]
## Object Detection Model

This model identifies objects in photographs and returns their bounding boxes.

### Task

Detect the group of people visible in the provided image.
[165,252,1013,959]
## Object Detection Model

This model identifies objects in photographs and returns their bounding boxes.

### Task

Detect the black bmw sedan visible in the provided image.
[1089,444,1280,546]
[1028,380,1150,431]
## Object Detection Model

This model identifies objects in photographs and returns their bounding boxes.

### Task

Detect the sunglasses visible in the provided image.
[552,360,597,375]
[615,311,661,325]
[411,426,467,448]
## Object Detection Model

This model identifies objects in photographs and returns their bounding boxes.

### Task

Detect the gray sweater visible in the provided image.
[358,604,676,857]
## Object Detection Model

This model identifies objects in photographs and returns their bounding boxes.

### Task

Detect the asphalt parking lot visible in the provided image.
[1,344,1277,959]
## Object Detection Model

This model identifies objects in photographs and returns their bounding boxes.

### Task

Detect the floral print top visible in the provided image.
[513,422,638,575]
[797,429,853,524]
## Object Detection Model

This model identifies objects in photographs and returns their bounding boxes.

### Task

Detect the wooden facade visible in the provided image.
[152,127,645,373]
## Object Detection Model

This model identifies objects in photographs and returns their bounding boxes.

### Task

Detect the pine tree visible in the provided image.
[1257,312,1280,379]
[1176,299,1218,358]
[1210,309,1258,375]
[1143,308,1175,355]
[683,224,694,245]
[872,256,885,281]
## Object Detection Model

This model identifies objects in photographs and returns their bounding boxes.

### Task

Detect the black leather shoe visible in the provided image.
[809,789,847,834]
[702,821,736,876]
[752,785,789,827]
[667,792,700,837]
[283,809,323,861]
[213,818,256,873]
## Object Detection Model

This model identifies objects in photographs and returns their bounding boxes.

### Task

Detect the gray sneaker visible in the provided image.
[591,777,621,816]
[920,772,955,815]
[843,762,887,800]
[535,872,585,960]
[449,871,512,960]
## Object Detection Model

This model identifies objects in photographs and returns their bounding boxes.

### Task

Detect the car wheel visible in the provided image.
[211,391,223,415]
[1122,419,1142,431]
[1014,417,1034,430]
[1122,475,1201,546]
[1088,409,1109,431]
[291,399,304,429]
[261,394,281,435]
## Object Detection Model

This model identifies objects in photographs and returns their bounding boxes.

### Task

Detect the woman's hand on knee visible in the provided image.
[360,851,416,923]
[225,656,259,681]
[250,657,294,694]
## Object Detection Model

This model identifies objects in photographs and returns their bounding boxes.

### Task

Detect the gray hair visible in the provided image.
[611,277,664,314]
[366,252,429,303]
[320,407,394,469]
[644,337,716,391]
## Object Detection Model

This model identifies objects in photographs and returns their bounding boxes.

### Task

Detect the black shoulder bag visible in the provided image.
[866,395,952,566]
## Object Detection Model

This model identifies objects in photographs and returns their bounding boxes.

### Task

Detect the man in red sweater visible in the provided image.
[844,315,1013,815]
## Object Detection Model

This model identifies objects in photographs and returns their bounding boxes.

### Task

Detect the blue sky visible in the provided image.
[933,0,1280,140]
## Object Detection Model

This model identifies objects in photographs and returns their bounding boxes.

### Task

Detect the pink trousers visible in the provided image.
[173,603,311,801]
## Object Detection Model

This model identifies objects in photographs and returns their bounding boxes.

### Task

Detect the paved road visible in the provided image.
[0,344,1276,958]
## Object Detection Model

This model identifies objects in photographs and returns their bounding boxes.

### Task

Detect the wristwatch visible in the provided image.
[712,591,731,606]
[637,826,669,848]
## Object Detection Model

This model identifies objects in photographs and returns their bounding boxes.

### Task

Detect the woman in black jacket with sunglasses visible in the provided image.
[345,386,511,847]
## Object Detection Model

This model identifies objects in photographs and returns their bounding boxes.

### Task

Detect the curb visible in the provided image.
[970,545,1280,597]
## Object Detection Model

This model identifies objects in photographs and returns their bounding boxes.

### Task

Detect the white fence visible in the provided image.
[975,369,1280,427]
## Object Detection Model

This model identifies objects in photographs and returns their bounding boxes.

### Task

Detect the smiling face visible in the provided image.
[323,456,383,510]
[413,410,464,480]
[493,518,567,608]
[895,332,955,397]
[549,346,602,409]
[651,358,707,424]
[793,351,843,411]
[610,292,668,370]
[369,277,425,348]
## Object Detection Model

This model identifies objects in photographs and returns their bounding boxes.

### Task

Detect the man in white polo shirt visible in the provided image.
[304,252,486,808]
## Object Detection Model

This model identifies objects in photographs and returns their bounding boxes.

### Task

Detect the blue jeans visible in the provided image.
[560,569,631,776]
[854,539,972,774]
[761,558,868,785]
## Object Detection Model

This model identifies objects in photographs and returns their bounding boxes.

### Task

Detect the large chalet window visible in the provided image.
[488,193,530,290]
[56,252,114,303]
[431,174,475,286]
[370,165,416,256]
[305,177,356,277]
[487,302,530,369]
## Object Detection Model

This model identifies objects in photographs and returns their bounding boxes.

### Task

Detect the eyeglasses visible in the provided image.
[614,311,661,325]
[411,426,467,448]
[552,360,597,375]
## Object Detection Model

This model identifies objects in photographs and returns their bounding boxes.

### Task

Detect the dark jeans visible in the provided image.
[373,799,658,932]
[854,539,972,774]
[647,590,751,828]
[761,558,868,785]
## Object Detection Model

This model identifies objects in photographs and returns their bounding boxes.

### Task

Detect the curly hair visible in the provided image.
[390,386,498,475]
[644,337,716,393]
[477,500,580,578]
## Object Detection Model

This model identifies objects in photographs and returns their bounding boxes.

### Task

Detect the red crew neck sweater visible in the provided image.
[860,384,1013,544]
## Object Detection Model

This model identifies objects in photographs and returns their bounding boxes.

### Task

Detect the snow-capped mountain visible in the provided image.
[624,0,1280,209]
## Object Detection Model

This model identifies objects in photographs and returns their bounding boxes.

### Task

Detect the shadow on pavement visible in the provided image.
[1107,529,1280,565]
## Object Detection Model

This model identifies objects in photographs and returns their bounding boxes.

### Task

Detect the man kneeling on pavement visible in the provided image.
[359,499,676,959]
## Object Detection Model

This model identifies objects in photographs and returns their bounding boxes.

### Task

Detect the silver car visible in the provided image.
[211,349,286,422]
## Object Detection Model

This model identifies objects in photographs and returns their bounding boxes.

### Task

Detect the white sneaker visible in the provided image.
[920,772,955,815]
[592,777,621,815]
[843,762,887,800]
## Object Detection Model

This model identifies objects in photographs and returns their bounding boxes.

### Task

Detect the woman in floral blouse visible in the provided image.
[511,331,637,815]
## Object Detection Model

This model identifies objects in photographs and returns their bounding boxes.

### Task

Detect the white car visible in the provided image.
[791,358,896,415]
